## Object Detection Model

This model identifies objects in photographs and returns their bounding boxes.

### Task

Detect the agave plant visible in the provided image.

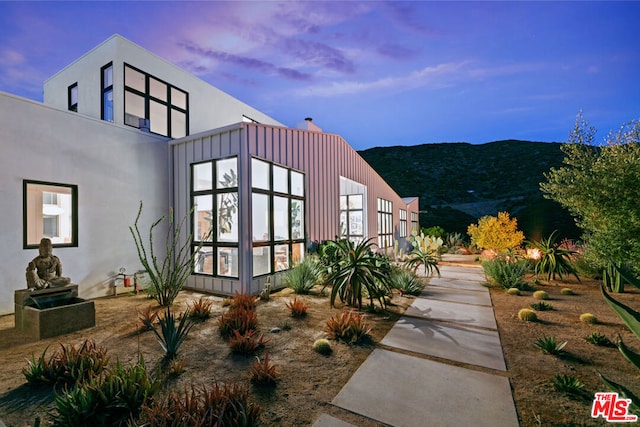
[324,238,392,309]
[144,307,194,362]
[527,231,579,282]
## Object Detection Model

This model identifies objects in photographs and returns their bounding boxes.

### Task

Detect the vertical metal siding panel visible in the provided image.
[265,126,273,161]
[238,126,252,290]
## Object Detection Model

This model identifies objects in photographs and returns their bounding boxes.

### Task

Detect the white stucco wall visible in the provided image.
[44,34,284,135]
[0,91,170,315]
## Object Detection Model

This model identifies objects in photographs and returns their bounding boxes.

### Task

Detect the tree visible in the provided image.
[541,113,640,272]
[467,212,524,253]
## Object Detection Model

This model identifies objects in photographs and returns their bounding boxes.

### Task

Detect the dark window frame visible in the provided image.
[411,212,419,233]
[23,179,78,249]
[101,62,113,122]
[399,208,407,238]
[68,82,78,112]
[124,63,189,138]
[340,194,364,243]
[377,197,393,249]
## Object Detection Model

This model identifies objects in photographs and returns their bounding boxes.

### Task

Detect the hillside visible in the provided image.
[358,140,581,240]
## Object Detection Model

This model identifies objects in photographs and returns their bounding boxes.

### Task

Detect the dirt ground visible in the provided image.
[0,264,639,426]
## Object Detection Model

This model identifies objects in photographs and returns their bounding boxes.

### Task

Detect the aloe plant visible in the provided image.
[528,231,579,282]
[600,286,640,415]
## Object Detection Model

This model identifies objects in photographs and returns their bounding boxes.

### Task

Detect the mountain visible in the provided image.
[358,140,581,241]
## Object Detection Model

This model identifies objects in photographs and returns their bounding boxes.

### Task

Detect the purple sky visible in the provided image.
[1,1,638,150]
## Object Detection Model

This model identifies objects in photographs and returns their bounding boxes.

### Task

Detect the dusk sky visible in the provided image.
[1,1,638,150]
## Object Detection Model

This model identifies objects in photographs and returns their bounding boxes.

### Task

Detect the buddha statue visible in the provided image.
[26,238,71,290]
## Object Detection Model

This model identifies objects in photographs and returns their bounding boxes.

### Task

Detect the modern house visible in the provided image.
[0,34,419,315]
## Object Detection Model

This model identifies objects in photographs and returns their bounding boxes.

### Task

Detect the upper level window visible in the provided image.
[101,63,113,122]
[68,83,78,112]
[24,180,78,249]
[340,194,364,244]
[399,209,407,238]
[124,64,188,138]
[377,197,393,249]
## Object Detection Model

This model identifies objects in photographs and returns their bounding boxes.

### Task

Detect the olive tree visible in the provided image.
[540,113,640,273]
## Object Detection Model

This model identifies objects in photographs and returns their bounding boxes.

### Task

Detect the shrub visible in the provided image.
[531,302,554,311]
[145,307,194,363]
[389,267,423,296]
[553,374,590,400]
[286,297,309,318]
[23,339,109,385]
[534,336,567,355]
[560,288,575,295]
[217,306,258,338]
[53,358,157,426]
[325,311,372,344]
[518,308,537,322]
[528,231,580,282]
[482,256,530,289]
[313,339,333,355]
[506,288,521,296]
[187,297,214,321]
[283,257,322,294]
[580,313,598,324]
[584,332,616,348]
[533,290,549,300]
[139,382,261,426]
[324,238,392,309]
[228,330,269,355]
[250,352,279,387]
[467,212,524,252]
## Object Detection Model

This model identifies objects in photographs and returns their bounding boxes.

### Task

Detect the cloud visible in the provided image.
[295,61,469,97]
[281,38,355,74]
[177,40,312,81]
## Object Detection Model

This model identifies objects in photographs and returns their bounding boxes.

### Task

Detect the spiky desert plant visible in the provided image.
[389,267,423,296]
[405,231,442,277]
[553,374,590,400]
[250,352,279,387]
[584,332,616,348]
[228,330,269,355]
[144,307,194,362]
[560,288,575,295]
[506,287,521,295]
[313,339,333,355]
[285,297,309,318]
[283,257,323,294]
[138,306,159,331]
[580,313,598,324]
[482,255,530,290]
[531,301,554,311]
[535,336,567,355]
[217,305,258,338]
[187,296,214,321]
[527,231,580,282]
[533,290,549,300]
[324,310,372,344]
[518,308,538,322]
[324,238,392,309]
[230,291,258,310]
[130,202,211,307]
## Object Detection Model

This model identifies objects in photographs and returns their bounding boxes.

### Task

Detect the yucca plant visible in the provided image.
[535,336,567,356]
[324,238,392,309]
[283,257,322,294]
[144,307,194,362]
[528,231,580,282]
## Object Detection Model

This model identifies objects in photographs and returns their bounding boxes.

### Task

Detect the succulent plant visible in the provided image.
[506,287,521,295]
[533,290,549,300]
[518,308,538,322]
[313,339,333,355]
[580,313,598,324]
[560,288,575,295]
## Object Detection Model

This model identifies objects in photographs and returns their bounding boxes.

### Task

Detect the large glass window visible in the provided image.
[340,194,364,244]
[24,180,78,248]
[399,209,407,238]
[191,157,238,277]
[411,212,419,233]
[124,64,188,138]
[377,198,393,249]
[251,158,306,277]
[101,63,113,122]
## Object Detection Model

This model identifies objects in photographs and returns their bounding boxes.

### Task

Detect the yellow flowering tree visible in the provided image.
[467,212,524,253]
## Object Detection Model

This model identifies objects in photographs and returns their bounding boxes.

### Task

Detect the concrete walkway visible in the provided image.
[313,262,519,427]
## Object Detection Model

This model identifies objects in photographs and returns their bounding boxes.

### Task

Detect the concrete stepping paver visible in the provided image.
[429,276,488,292]
[406,298,497,330]
[332,349,519,427]
[438,265,486,281]
[380,316,506,371]
[311,414,355,427]
[419,285,492,306]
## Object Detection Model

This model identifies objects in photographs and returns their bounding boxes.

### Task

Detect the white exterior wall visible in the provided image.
[44,34,284,135]
[0,91,170,315]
